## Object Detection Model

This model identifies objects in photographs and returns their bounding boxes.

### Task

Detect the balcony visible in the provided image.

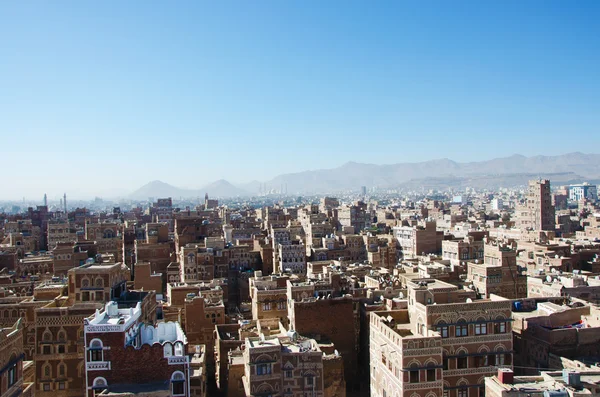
[86,361,111,371]
[168,356,189,365]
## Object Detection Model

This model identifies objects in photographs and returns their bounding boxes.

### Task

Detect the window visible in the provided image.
[58,363,66,377]
[171,371,185,396]
[44,365,51,378]
[495,322,507,333]
[479,387,485,397]
[458,389,468,397]
[444,391,449,397]
[497,353,505,367]
[443,357,449,370]
[277,301,286,310]
[456,320,468,337]
[476,355,488,367]
[409,365,419,383]
[285,370,293,378]
[475,322,487,335]
[59,382,65,390]
[262,302,271,311]
[58,345,66,354]
[8,355,17,387]
[43,345,51,355]
[174,342,184,356]
[427,367,436,382]
[457,354,468,369]
[438,323,449,338]
[89,339,103,362]
[43,384,51,391]
[381,353,386,365]
[164,343,173,357]
[257,363,272,375]
[306,376,314,386]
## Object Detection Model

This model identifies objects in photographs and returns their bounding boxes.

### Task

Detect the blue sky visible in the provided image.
[1,1,599,199]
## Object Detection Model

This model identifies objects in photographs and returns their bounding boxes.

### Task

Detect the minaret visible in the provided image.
[43,193,47,207]
[205,192,209,204]
[64,193,67,215]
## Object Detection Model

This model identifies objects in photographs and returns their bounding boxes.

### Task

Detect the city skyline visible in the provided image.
[1,1,600,198]
[1,151,600,201]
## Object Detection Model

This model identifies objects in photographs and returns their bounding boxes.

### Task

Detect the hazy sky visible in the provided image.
[1,1,599,200]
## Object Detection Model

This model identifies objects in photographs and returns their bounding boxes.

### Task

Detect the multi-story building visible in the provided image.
[85,221,122,261]
[466,242,527,299]
[395,278,514,397]
[83,300,203,397]
[516,180,555,232]
[568,183,598,202]
[393,221,443,258]
[241,333,325,397]
[1,319,34,397]
[278,241,306,274]
[442,234,486,267]
[338,201,371,233]
[370,309,444,397]
[47,220,78,249]
[250,272,289,327]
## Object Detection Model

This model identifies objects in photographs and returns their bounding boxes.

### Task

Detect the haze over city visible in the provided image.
[1,1,600,198]
[4,2,600,397]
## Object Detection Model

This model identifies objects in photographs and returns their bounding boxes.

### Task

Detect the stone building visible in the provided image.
[1,319,34,397]
[466,242,527,299]
[516,180,556,232]
[405,278,514,397]
[393,221,443,258]
[370,309,444,397]
[241,333,325,397]
[250,272,289,327]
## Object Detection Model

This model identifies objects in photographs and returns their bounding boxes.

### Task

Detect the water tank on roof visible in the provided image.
[543,391,568,397]
[562,370,581,388]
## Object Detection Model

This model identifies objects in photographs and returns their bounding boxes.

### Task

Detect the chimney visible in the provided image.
[498,368,513,384]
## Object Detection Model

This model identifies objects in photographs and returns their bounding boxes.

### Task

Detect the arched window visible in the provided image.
[171,371,186,396]
[58,363,66,377]
[437,321,448,338]
[455,319,468,337]
[474,318,487,335]
[163,343,173,357]
[409,363,419,383]
[82,278,90,288]
[95,278,104,288]
[174,342,184,356]
[89,339,104,362]
[58,330,67,342]
[43,363,51,378]
[93,377,108,390]
[7,354,17,387]
[43,330,52,342]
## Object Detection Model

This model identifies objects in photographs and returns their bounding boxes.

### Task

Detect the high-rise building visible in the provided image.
[516,179,555,231]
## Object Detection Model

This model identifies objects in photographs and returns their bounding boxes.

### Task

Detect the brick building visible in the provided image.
[83,301,203,397]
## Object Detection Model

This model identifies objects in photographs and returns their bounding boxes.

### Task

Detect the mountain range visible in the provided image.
[128,152,600,199]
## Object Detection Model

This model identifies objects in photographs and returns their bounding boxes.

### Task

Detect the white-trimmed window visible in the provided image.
[163,343,173,357]
[171,371,186,396]
[475,322,487,335]
[92,377,108,397]
[89,339,104,362]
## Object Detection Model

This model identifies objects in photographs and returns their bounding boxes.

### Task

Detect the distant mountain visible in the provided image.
[262,152,600,193]
[129,153,600,198]
[128,179,249,200]
[129,180,195,200]
[200,179,249,198]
